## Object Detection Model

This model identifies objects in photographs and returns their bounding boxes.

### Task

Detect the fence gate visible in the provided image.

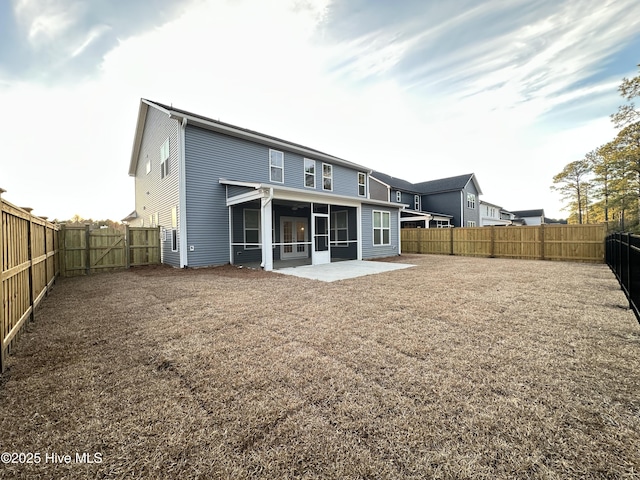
[60,225,160,277]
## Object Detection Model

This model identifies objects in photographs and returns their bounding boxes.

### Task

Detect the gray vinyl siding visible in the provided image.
[369,177,389,202]
[422,191,463,227]
[133,106,181,267]
[227,184,256,199]
[392,190,416,208]
[184,125,371,267]
[361,204,399,259]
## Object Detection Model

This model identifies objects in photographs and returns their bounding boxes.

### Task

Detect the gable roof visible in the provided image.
[129,99,370,176]
[370,171,421,193]
[413,173,482,195]
[511,209,545,218]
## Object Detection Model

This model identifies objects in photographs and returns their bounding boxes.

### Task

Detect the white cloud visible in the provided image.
[13,0,82,47]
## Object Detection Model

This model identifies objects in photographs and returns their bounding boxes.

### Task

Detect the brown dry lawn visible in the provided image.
[1,254,639,479]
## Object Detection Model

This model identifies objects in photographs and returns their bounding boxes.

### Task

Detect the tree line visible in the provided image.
[552,63,640,231]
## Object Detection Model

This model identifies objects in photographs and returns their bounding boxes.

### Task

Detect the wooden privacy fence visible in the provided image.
[59,225,160,277]
[402,224,606,263]
[1,191,59,373]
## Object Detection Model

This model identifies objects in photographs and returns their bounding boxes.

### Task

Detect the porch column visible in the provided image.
[261,188,274,271]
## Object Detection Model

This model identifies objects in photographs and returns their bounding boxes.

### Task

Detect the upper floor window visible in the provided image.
[467,193,476,209]
[373,211,391,245]
[414,195,420,211]
[160,138,170,178]
[304,159,315,188]
[358,172,366,197]
[322,163,333,191]
[467,221,477,227]
[269,149,284,183]
[396,191,402,202]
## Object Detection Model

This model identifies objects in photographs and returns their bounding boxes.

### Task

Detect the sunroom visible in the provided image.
[222,180,361,270]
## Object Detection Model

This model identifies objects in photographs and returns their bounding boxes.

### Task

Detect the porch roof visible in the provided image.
[220,179,407,209]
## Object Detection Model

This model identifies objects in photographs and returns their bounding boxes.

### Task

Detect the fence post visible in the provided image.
[490,226,495,258]
[0,188,5,373]
[449,227,454,255]
[23,208,35,323]
[540,224,545,261]
[85,224,91,276]
[59,224,66,278]
[125,224,131,269]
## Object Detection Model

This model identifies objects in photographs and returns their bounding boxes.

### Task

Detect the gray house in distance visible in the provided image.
[125,99,404,270]
[371,171,482,228]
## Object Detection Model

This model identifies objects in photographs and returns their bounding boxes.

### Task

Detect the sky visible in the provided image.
[1,0,639,221]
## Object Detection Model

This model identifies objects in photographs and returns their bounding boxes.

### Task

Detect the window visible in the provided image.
[414,195,420,211]
[396,191,402,202]
[467,221,476,227]
[269,149,284,183]
[145,159,151,175]
[171,206,178,251]
[244,209,261,249]
[322,163,333,191]
[467,193,476,209]
[304,159,315,188]
[373,211,390,246]
[160,138,170,178]
[358,172,366,197]
[435,220,449,228]
[171,229,178,252]
[331,211,348,247]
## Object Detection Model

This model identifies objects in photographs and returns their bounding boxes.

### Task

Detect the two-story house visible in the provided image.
[125,99,404,270]
[370,171,481,228]
[479,200,513,226]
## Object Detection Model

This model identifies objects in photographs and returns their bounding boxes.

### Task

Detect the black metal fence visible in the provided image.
[605,233,640,324]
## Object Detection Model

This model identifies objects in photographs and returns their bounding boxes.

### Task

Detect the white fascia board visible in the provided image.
[219,179,261,189]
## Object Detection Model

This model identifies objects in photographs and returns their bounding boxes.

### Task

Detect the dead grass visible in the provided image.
[1,254,639,479]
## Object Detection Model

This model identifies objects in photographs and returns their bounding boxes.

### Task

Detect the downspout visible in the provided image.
[179,117,188,267]
[460,190,464,227]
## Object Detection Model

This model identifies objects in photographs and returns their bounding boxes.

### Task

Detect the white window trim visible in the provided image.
[331,210,348,247]
[414,195,420,211]
[322,163,333,191]
[160,138,170,179]
[304,158,316,189]
[358,172,366,197]
[244,209,261,249]
[467,193,476,209]
[269,149,284,183]
[467,221,477,227]
[396,191,402,202]
[373,210,391,246]
[171,229,178,252]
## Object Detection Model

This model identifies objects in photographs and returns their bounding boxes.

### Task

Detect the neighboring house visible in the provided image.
[416,174,482,227]
[480,200,512,227]
[511,209,546,226]
[371,171,482,228]
[125,99,404,270]
[368,171,453,228]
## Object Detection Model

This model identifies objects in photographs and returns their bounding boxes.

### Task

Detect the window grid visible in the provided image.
[373,211,391,246]
[269,149,284,183]
[322,163,333,191]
